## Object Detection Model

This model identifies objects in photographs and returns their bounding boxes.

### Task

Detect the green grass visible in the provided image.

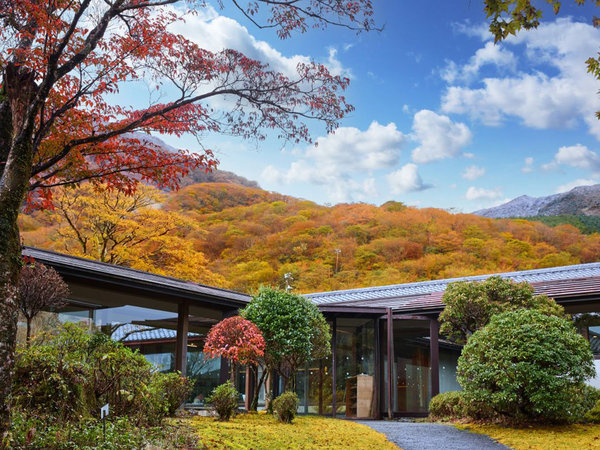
[192,413,398,449]
[455,423,600,449]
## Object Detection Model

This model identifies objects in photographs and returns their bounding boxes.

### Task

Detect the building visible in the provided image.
[21,246,600,418]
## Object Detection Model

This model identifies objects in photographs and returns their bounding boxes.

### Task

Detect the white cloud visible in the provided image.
[462,165,486,180]
[262,121,405,202]
[465,186,503,201]
[442,42,516,83]
[386,164,432,194]
[411,110,472,163]
[441,19,600,138]
[169,6,350,80]
[521,156,534,173]
[306,121,405,171]
[542,144,600,171]
[555,178,598,193]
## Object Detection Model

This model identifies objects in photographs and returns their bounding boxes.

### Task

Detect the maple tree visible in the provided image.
[18,261,69,346]
[203,315,266,411]
[0,0,376,437]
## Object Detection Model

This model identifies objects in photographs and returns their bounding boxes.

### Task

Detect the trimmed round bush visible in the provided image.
[207,381,239,421]
[458,309,595,423]
[429,391,465,420]
[272,391,299,423]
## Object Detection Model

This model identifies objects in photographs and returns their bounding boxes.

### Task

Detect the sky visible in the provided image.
[136,1,600,212]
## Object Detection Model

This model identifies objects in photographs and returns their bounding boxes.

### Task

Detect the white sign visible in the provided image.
[101,403,109,419]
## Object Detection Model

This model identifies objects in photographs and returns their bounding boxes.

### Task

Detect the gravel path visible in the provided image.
[356,421,509,450]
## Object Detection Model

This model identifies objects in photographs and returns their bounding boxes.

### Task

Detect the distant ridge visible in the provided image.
[474,184,600,218]
[128,132,260,189]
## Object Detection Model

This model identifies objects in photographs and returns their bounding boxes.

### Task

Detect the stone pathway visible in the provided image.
[356,421,509,450]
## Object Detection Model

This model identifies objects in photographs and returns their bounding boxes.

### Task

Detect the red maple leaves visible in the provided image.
[203,315,266,366]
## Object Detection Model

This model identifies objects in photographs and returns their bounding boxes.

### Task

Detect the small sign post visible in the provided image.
[100,403,109,440]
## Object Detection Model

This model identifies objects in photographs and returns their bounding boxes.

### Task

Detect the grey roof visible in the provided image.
[305,262,600,306]
[23,246,250,305]
[111,323,201,343]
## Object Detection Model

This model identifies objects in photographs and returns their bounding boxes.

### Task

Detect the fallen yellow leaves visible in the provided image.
[192,413,398,449]
[455,423,600,449]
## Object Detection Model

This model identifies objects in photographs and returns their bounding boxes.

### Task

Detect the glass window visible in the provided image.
[589,326,600,357]
[335,317,376,418]
[393,320,431,414]
[439,342,462,393]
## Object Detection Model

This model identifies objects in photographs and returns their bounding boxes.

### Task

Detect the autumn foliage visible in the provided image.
[203,316,265,367]
[20,181,600,293]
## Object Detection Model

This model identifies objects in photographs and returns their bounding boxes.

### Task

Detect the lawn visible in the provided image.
[192,413,397,449]
[455,423,600,449]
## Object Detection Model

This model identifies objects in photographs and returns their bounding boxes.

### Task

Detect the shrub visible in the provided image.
[149,372,193,417]
[458,309,595,423]
[207,381,239,421]
[439,276,565,344]
[585,399,600,423]
[10,412,148,449]
[272,391,299,423]
[12,324,191,427]
[428,391,465,420]
[12,324,89,420]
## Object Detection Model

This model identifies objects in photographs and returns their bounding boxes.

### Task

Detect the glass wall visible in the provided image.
[393,319,431,414]
[335,318,376,418]
[17,295,229,407]
[439,342,462,393]
[294,320,334,415]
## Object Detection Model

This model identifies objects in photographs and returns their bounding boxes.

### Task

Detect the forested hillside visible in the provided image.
[20,183,600,294]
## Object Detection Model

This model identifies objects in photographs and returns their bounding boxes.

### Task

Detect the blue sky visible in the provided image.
[146,1,600,212]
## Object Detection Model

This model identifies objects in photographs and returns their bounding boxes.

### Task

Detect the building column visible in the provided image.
[331,317,337,417]
[430,318,440,398]
[374,317,382,419]
[175,301,189,376]
[386,308,394,419]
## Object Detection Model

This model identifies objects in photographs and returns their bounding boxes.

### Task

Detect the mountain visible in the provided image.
[475,185,600,218]
[21,180,600,294]
[125,132,260,189]
[165,183,290,213]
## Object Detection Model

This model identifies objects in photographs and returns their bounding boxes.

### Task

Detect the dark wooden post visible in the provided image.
[331,317,337,417]
[430,318,440,399]
[374,317,382,419]
[386,308,394,419]
[318,360,324,415]
[175,301,189,376]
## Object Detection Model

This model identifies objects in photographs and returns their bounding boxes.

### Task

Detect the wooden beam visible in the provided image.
[175,301,189,376]
[430,319,440,398]
[386,308,394,419]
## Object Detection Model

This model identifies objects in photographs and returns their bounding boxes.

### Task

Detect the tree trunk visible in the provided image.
[251,366,268,412]
[0,64,38,445]
[25,318,32,348]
